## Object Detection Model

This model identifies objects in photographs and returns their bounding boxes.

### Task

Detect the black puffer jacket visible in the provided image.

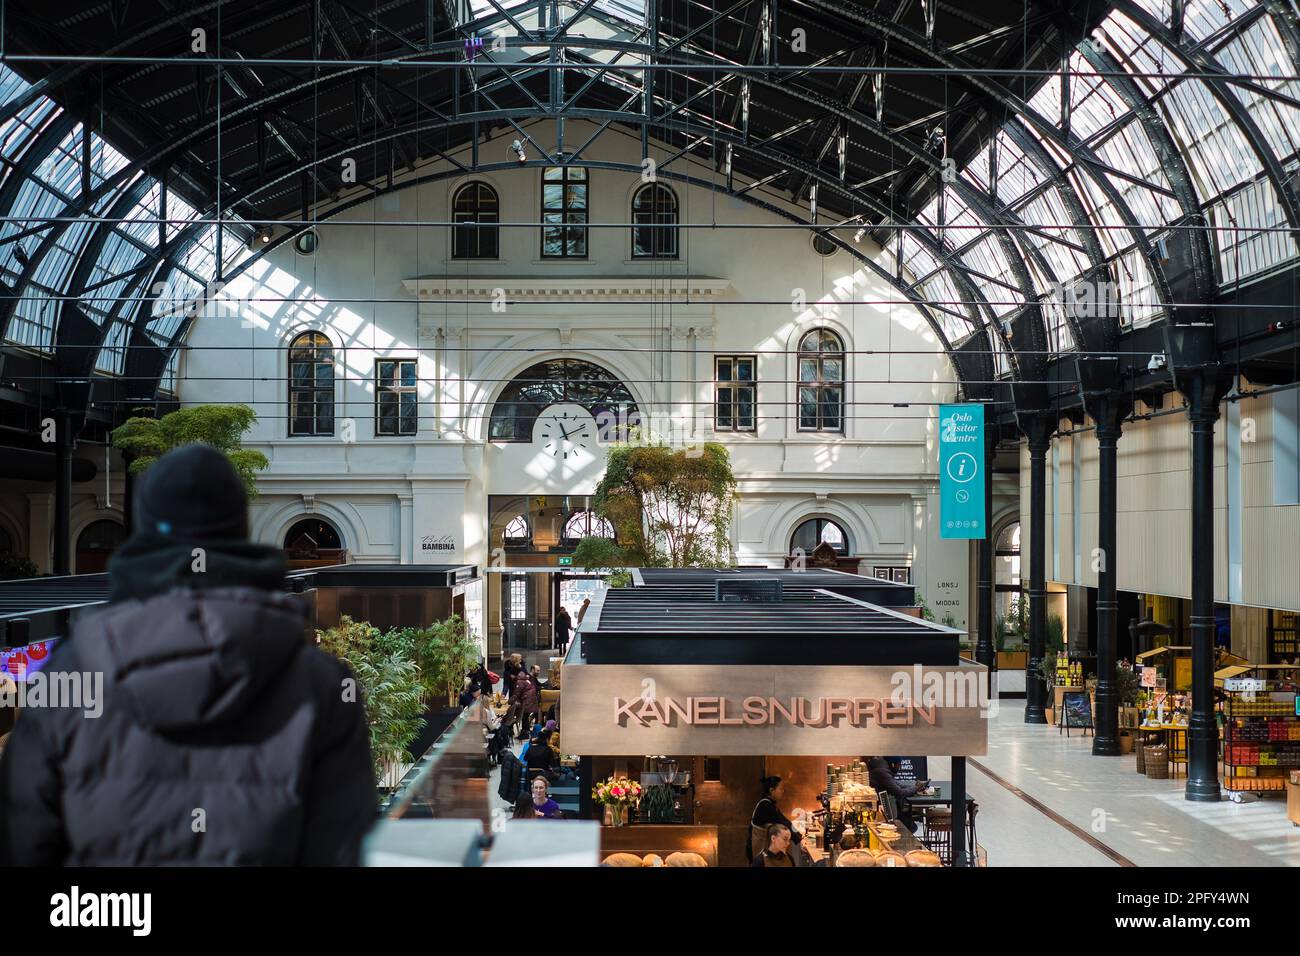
[0,586,375,866]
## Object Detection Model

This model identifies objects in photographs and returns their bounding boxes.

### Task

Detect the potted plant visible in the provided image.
[316,616,425,787]
[593,775,643,827]
[1046,613,1065,655]
[390,614,482,754]
[1116,665,1142,752]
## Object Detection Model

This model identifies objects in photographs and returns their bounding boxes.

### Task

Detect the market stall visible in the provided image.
[559,569,989,867]
[1215,663,1300,795]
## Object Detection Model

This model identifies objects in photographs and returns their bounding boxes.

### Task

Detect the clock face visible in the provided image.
[536,407,594,460]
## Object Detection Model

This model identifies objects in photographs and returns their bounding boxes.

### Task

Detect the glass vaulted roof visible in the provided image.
[1,0,1299,395]
[888,0,1300,358]
[0,63,251,378]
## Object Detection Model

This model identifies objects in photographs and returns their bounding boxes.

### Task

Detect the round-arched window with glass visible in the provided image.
[488,358,638,442]
[503,515,530,549]
[452,182,500,259]
[562,510,614,544]
[288,331,335,436]
[632,183,679,259]
[790,517,849,555]
[797,329,844,432]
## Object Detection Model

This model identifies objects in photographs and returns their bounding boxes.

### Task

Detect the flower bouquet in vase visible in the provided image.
[593,775,642,827]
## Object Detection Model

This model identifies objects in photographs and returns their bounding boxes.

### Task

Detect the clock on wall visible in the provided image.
[535,404,596,461]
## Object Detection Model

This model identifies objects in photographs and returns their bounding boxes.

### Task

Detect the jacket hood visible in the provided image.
[76,586,308,732]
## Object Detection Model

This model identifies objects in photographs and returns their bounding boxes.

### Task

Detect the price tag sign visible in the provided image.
[1224,677,1265,692]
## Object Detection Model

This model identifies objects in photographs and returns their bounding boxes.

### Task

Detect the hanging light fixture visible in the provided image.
[809,183,818,221]
[837,129,847,181]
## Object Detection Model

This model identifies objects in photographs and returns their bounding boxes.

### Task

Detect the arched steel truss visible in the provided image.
[2,0,1299,411]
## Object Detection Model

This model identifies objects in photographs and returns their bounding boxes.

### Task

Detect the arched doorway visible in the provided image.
[76,520,126,574]
[786,516,854,571]
[283,517,347,568]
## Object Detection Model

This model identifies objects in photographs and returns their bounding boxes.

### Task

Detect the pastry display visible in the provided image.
[834,848,877,867]
[641,853,664,867]
[906,849,943,867]
[664,851,708,867]
[601,852,645,867]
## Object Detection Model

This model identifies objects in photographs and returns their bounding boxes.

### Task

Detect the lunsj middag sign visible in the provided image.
[938,403,986,540]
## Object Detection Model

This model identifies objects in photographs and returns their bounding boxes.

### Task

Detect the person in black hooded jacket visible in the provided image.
[0,444,375,866]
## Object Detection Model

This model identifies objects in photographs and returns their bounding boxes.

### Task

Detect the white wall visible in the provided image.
[1020,386,1300,613]
[178,122,973,622]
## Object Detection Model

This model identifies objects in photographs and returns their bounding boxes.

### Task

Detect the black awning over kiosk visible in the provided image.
[581,569,959,666]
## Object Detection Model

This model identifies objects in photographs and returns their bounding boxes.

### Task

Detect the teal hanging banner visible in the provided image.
[939,403,986,539]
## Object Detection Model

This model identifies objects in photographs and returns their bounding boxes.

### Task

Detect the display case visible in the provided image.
[1219,665,1300,793]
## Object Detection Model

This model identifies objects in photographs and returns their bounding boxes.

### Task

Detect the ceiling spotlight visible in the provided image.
[1147,353,1167,372]
[249,225,274,250]
[853,227,866,243]
[510,139,527,164]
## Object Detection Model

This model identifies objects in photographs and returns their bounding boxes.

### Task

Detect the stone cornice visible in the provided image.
[402,275,736,302]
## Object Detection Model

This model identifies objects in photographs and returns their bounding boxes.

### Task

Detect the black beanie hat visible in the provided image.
[134,443,249,540]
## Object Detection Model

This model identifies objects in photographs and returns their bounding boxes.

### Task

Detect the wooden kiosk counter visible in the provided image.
[558,569,989,867]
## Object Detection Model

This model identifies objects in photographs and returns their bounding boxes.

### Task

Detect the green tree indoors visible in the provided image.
[576,442,737,568]
[110,404,268,499]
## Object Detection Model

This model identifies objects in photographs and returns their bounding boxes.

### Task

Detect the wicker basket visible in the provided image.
[1135,738,1147,773]
[1145,744,1170,779]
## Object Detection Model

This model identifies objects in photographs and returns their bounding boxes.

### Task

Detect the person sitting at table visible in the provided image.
[526,729,558,778]
[867,756,924,833]
[528,776,563,819]
[750,824,795,867]
[458,681,481,708]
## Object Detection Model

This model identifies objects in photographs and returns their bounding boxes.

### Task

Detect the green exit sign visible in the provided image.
[557,557,573,566]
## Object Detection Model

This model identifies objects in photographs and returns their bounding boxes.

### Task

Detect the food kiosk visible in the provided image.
[559,570,989,867]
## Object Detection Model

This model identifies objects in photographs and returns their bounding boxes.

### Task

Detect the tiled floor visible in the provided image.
[935,701,1300,866]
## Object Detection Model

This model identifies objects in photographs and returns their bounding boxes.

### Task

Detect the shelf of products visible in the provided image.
[1222,668,1300,792]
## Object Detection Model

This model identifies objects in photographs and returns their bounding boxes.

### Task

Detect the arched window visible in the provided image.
[75,519,125,573]
[790,517,849,555]
[631,183,678,259]
[503,515,530,549]
[541,164,588,258]
[284,517,343,554]
[562,510,614,544]
[289,331,334,436]
[797,328,844,432]
[488,358,638,441]
[452,182,499,259]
